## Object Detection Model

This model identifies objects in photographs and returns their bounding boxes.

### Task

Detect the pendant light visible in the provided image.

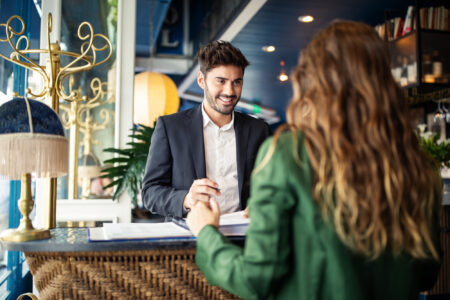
[133,0,180,127]
[278,60,288,82]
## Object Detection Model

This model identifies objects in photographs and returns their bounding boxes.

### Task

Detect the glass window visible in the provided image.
[0,176,9,271]
[58,0,118,201]
[0,0,41,297]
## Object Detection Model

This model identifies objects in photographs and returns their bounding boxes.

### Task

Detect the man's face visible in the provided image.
[197,65,243,115]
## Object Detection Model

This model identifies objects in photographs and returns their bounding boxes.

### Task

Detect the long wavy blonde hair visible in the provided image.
[271,21,440,260]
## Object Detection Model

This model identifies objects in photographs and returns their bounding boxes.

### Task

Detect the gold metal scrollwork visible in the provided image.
[0,14,112,102]
[60,76,114,139]
[60,76,114,199]
[0,13,112,227]
[17,293,39,300]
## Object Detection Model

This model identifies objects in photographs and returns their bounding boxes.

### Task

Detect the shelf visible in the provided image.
[419,28,450,34]
[406,85,450,106]
[382,1,450,109]
[402,83,450,91]
[389,29,450,42]
[389,29,449,87]
[413,83,450,89]
[403,83,420,89]
[388,30,416,42]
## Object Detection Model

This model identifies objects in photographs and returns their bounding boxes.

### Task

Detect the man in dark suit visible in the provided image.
[142,40,270,218]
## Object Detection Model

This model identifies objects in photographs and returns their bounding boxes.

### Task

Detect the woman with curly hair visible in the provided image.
[186,20,441,300]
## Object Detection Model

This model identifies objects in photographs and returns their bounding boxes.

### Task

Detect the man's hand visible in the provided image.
[186,198,220,236]
[243,206,249,218]
[183,178,221,210]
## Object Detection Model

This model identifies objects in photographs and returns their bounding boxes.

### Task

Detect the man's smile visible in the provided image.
[217,95,236,105]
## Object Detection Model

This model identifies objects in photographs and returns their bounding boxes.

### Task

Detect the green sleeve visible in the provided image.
[196,137,300,299]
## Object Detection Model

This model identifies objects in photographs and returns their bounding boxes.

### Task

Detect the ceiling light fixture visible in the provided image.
[298,15,314,23]
[262,45,276,52]
[278,60,289,82]
[134,0,180,126]
[279,72,288,82]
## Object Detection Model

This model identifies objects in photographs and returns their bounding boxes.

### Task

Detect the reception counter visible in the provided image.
[1,206,449,299]
[1,228,242,300]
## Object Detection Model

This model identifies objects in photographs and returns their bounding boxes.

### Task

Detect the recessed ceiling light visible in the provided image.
[278,73,289,82]
[262,45,276,52]
[298,15,314,23]
[278,60,288,82]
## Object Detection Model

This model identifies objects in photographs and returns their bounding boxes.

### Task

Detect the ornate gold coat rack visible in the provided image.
[0,13,112,229]
[60,76,114,199]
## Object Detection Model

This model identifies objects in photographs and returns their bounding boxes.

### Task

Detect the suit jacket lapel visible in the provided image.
[234,112,249,202]
[186,105,206,179]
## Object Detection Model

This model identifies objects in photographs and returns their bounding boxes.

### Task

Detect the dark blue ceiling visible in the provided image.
[0,0,415,123]
[136,0,171,56]
[183,0,412,122]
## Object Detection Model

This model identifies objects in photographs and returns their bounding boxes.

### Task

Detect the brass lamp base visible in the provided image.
[0,227,50,242]
[0,173,51,242]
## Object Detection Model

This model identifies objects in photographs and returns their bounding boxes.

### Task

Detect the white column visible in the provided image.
[113,0,136,222]
[116,0,136,150]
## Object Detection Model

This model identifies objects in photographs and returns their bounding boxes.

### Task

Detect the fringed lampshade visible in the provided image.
[0,97,68,179]
[78,152,101,179]
[78,152,102,199]
[0,97,68,242]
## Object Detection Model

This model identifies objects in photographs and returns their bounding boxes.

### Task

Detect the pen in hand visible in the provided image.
[172,217,189,230]
[183,178,221,210]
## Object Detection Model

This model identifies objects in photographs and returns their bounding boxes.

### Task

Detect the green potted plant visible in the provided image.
[100,124,154,219]
[417,124,450,176]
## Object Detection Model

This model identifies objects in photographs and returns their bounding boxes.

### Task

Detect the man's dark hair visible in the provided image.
[197,40,249,74]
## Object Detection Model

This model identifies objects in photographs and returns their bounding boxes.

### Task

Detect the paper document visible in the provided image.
[88,227,107,241]
[88,210,250,242]
[88,223,193,241]
[219,210,250,226]
[219,224,248,236]
[103,222,192,240]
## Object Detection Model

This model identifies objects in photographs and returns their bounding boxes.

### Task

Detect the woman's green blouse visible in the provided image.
[196,132,441,300]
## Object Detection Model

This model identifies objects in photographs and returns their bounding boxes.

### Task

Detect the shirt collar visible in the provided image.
[201,103,234,130]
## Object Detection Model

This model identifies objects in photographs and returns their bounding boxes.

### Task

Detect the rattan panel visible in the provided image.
[25,249,240,300]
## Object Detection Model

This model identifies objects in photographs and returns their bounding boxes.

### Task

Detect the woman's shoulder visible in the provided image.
[262,130,303,149]
[255,130,308,174]
[260,130,305,158]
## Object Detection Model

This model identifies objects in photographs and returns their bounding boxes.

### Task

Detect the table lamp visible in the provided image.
[0,97,68,242]
[78,152,101,198]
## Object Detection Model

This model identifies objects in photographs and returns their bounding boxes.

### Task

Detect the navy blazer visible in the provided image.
[142,105,271,218]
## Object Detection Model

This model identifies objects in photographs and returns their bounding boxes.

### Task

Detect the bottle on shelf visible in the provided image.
[422,53,434,83]
[391,55,403,84]
[407,53,417,84]
[400,56,409,87]
[432,50,443,83]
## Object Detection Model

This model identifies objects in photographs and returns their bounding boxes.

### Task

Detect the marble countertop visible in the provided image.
[0,227,200,252]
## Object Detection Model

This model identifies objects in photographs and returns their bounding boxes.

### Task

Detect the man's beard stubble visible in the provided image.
[204,83,239,116]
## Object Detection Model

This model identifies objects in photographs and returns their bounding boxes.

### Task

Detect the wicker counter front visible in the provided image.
[2,228,241,300]
[25,249,238,300]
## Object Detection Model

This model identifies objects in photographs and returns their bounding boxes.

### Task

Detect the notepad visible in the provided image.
[219,210,250,226]
[88,223,193,241]
[88,210,249,242]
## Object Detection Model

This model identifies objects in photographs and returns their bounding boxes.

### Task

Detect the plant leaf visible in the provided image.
[101,123,155,206]
[103,148,132,156]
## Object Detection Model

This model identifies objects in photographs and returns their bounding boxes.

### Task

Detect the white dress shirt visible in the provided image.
[202,104,240,214]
